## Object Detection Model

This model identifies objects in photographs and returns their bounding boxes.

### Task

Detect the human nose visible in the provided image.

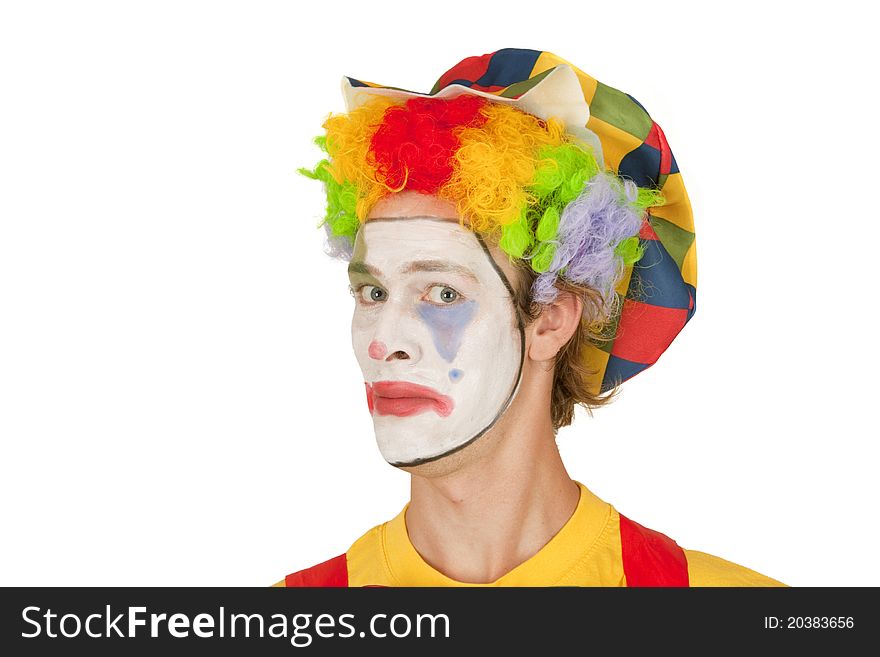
[367,302,422,363]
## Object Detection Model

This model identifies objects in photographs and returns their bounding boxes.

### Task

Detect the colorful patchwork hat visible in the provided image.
[337,48,696,395]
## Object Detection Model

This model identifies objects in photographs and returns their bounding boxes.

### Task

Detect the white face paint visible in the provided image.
[348,217,524,467]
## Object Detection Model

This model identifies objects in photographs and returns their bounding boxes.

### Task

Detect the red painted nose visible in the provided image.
[368,340,387,360]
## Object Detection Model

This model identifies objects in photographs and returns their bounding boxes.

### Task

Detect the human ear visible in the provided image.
[527,290,583,363]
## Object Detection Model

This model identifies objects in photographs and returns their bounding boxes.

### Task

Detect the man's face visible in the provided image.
[348,215,524,467]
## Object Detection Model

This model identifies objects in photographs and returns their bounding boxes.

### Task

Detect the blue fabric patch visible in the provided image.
[630,239,691,310]
[601,355,651,393]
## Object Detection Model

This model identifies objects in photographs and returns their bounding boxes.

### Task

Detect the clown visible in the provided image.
[276,49,785,587]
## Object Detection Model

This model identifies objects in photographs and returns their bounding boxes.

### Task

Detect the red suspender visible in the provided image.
[619,513,689,587]
[284,553,349,587]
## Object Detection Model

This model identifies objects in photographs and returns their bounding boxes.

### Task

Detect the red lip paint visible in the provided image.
[365,382,374,414]
[365,381,454,418]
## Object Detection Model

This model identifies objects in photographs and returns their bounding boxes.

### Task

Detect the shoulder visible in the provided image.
[684,549,787,587]
[273,522,388,588]
[616,511,786,587]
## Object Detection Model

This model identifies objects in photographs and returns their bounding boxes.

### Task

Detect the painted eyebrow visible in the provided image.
[401,260,478,282]
[347,261,381,277]
[347,260,478,282]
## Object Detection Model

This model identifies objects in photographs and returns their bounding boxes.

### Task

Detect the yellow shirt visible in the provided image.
[275,481,786,587]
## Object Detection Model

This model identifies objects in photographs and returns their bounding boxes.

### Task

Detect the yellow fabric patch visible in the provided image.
[615,263,634,297]
[651,172,694,233]
[581,344,611,397]
[586,116,642,173]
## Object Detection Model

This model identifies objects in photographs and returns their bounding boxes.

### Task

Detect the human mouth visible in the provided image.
[365,381,454,418]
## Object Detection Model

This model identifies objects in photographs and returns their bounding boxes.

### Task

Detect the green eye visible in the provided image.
[359,285,387,303]
[426,285,460,304]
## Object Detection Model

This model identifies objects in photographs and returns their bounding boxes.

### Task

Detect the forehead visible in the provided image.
[355,217,486,264]
[353,206,524,294]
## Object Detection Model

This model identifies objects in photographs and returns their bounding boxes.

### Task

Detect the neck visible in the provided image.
[404,389,580,583]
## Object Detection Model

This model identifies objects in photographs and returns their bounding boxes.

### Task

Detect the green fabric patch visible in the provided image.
[499,68,554,99]
[590,82,652,141]
[648,215,695,270]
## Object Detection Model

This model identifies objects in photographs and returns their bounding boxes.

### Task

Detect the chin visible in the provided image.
[394,449,467,479]
[389,426,505,479]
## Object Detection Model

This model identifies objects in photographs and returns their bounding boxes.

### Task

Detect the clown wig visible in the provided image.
[301,94,662,313]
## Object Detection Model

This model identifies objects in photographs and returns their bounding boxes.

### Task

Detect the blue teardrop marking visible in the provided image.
[416,300,478,363]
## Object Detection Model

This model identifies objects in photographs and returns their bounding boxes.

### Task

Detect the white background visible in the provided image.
[1,0,877,587]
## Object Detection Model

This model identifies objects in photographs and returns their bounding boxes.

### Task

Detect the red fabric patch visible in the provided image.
[284,554,348,587]
[644,122,662,151]
[611,300,688,364]
[644,122,672,176]
[655,123,672,176]
[619,514,689,587]
[639,218,659,241]
[433,52,496,93]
